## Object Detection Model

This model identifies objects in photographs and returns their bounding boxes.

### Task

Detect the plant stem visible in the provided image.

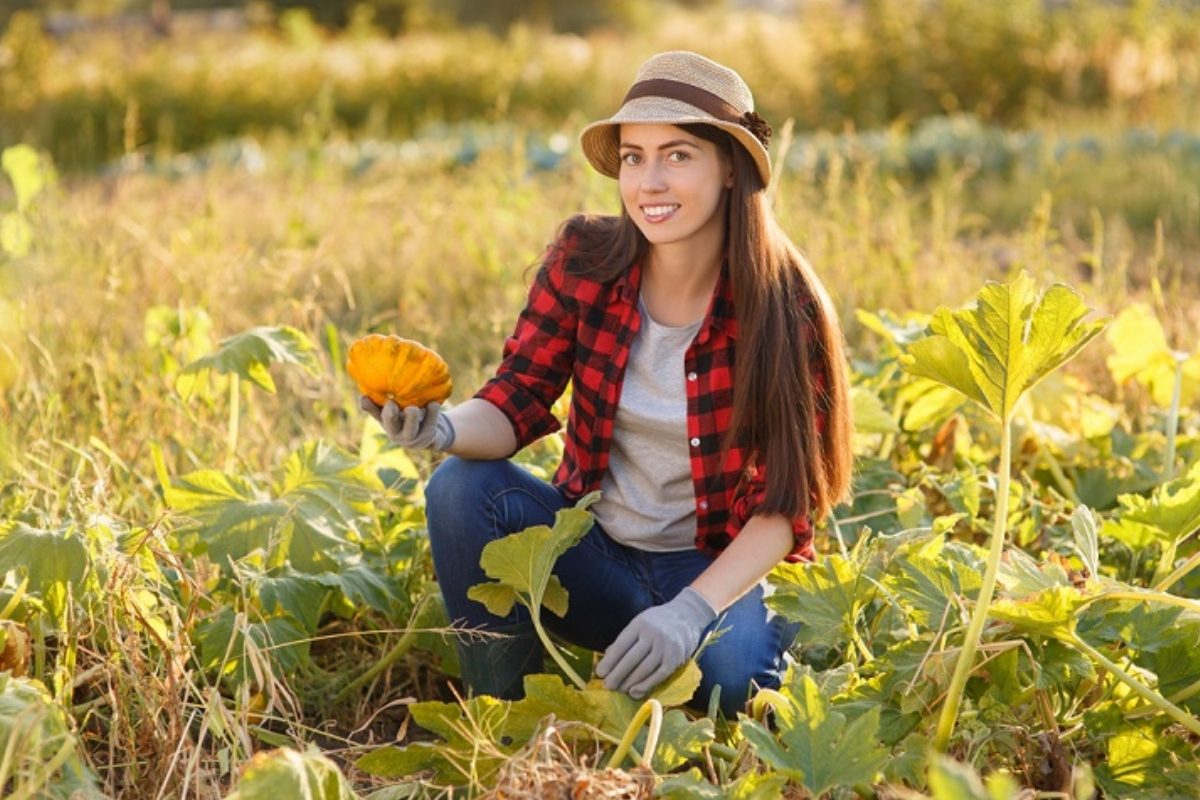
[1155,546,1200,593]
[1037,440,1078,504]
[934,417,1011,752]
[331,598,429,706]
[607,698,663,769]
[1069,633,1200,737]
[531,612,585,690]
[225,373,240,472]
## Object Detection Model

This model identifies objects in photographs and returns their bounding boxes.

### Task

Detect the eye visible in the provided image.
[620,151,642,166]
[667,150,692,163]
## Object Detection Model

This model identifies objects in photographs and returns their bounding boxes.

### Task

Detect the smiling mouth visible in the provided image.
[641,204,680,222]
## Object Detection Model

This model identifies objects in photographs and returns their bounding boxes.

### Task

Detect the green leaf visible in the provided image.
[166,442,379,572]
[179,325,320,397]
[766,555,876,647]
[1,144,48,211]
[738,675,887,797]
[884,535,982,629]
[226,747,358,800]
[901,380,965,431]
[195,607,310,683]
[1103,461,1200,550]
[467,493,598,618]
[901,272,1106,421]
[0,523,90,627]
[0,674,104,799]
[1032,638,1096,690]
[256,572,330,635]
[851,385,899,434]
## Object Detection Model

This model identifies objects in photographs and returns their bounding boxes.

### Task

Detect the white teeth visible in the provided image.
[643,205,679,216]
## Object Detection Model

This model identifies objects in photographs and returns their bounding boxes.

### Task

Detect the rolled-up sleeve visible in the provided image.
[473,245,578,450]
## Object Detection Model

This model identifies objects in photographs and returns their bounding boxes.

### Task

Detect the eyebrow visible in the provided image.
[618,139,701,151]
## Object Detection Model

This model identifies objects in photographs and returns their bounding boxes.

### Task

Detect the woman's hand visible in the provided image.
[360,397,455,452]
[595,586,716,699]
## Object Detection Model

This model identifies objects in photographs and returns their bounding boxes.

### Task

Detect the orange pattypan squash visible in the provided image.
[347,334,452,408]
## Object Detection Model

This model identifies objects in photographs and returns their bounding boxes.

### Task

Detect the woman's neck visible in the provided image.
[641,242,724,326]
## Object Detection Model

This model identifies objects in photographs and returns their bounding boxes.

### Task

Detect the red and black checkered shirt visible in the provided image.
[474,235,820,563]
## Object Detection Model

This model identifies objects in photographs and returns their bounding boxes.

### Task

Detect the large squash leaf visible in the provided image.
[0,674,103,799]
[766,554,876,648]
[901,272,1106,422]
[738,674,888,797]
[0,522,89,627]
[166,441,380,572]
[467,492,598,619]
[225,747,357,800]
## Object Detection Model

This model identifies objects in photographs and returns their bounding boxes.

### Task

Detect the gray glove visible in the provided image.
[359,397,456,452]
[595,587,716,699]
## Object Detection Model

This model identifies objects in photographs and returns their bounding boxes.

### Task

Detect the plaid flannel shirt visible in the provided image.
[474,234,823,562]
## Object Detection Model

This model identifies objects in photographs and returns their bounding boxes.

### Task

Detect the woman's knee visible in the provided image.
[694,595,793,716]
[424,456,506,520]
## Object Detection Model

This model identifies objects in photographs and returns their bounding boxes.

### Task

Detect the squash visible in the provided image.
[347,334,452,408]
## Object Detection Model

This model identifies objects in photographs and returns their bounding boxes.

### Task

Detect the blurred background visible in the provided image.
[2,0,1198,470]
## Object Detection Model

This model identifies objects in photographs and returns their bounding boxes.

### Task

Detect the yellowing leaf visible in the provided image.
[988,585,1086,640]
[1106,304,1200,407]
[1,144,48,211]
[226,747,357,800]
[852,385,899,434]
[902,273,1106,421]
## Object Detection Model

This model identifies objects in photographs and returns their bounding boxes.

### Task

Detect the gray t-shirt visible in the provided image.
[592,292,702,551]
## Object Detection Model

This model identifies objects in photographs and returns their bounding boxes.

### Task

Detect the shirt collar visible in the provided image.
[616,260,738,342]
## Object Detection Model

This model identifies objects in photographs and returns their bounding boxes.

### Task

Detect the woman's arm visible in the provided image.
[690,512,794,612]
[442,398,520,460]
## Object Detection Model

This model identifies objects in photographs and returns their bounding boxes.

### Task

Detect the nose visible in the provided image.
[641,159,668,193]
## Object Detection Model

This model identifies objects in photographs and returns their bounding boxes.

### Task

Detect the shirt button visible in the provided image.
[690,437,701,447]
[687,372,698,381]
[698,500,709,510]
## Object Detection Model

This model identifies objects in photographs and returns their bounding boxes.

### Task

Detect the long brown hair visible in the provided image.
[556,124,853,523]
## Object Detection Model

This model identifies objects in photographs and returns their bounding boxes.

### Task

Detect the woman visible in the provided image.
[361,51,853,716]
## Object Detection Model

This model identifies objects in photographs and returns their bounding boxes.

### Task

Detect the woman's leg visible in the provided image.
[424,456,652,698]
[693,584,800,717]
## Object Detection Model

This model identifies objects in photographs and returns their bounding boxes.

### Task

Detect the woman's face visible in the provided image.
[617,124,732,252]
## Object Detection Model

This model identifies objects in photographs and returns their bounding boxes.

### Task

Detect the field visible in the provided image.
[1,2,1200,798]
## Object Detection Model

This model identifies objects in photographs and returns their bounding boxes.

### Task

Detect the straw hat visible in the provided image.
[580,51,773,187]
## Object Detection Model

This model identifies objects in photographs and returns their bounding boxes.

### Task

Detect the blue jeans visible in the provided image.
[424,456,799,717]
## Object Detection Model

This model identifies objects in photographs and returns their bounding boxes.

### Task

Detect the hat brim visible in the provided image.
[580,96,772,188]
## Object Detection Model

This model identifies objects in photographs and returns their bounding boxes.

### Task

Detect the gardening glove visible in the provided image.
[595,587,716,699]
[359,397,456,452]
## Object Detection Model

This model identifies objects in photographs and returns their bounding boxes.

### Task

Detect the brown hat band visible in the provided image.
[621,78,772,147]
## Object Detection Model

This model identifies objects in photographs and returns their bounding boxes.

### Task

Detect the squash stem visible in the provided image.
[1070,633,1200,737]
[530,612,585,690]
[607,698,663,769]
[934,417,1011,751]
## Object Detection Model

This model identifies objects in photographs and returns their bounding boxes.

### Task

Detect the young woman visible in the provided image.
[361,50,853,716]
